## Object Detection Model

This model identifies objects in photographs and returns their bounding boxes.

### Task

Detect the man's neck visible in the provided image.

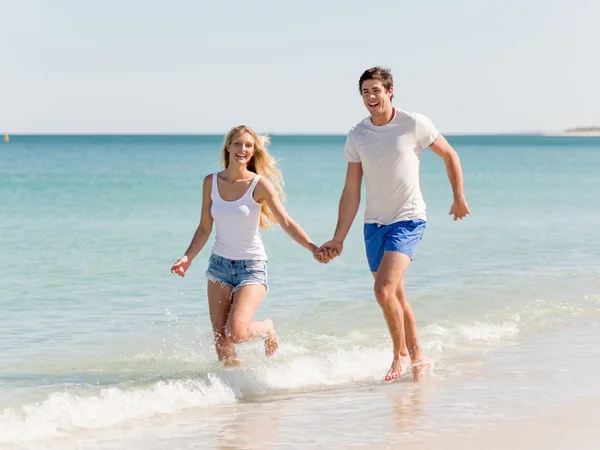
[370,106,395,126]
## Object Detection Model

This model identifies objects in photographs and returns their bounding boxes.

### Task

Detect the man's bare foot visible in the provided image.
[385,355,410,381]
[411,357,432,381]
[262,318,279,357]
[409,345,424,365]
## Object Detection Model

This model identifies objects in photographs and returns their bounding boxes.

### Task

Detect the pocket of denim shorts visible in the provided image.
[244,260,266,273]
[208,255,219,270]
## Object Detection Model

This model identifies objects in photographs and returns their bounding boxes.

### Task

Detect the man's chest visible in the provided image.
[354,131,417,165]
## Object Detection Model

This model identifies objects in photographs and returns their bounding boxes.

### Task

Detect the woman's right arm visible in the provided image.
[171,175,213,276]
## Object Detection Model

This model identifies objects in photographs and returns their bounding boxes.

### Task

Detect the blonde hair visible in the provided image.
[221,125,285,229]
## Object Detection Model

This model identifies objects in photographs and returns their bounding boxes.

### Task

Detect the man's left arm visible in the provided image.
[429,135,471,220]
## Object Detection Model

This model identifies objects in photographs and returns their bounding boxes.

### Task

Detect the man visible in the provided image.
[319,67,470,381]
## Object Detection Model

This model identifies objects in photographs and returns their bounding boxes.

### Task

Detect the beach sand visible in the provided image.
[408,395,600,450]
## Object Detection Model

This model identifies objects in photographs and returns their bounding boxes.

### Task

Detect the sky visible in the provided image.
[1,0,599,134]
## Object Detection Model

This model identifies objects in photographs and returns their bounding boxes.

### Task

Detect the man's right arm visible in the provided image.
[317,162,362,259]
[315,130,363,261]
[333,162,363,242]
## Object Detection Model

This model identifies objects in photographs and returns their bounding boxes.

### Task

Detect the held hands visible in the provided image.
[309,244,330,264]
[309,241,340,264]
[315,239,343,264]
[171,255,191,277]
[450,197,470,221]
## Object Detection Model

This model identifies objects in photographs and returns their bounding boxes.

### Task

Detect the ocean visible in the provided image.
[1,134,599,449]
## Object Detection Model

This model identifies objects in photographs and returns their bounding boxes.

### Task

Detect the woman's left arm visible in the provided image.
[255,178,320,256]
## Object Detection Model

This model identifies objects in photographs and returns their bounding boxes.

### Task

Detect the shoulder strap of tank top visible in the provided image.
[211,172,218,199]
[246,175,261,201]
[250,175,261,190]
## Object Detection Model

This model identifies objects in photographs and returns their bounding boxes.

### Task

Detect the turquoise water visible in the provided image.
[1,135,600,447]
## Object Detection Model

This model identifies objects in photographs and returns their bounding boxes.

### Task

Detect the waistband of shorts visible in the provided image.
[209,254,267,267]
[364,218,426,228]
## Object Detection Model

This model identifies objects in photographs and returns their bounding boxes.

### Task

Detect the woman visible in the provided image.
[171,125,324,366]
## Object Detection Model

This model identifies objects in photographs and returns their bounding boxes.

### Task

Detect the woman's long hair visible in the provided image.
[221,125,285,229]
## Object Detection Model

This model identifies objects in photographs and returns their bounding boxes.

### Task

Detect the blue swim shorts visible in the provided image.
[205,254,268,292]
[363,219,426,272]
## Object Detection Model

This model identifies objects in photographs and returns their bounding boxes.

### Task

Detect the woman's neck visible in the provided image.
[223,164,253,181]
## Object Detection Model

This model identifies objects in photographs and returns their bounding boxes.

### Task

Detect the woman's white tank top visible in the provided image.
[210,173,267,261]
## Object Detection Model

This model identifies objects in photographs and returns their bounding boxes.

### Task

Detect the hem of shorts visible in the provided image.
[232,280,269,294]
[205,271,234,289]
[384,248,415,261]
[205,272,268,293]
[369,249,415,272]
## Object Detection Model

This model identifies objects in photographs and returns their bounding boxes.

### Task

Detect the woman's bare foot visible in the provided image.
[222,358,242,368]
[262,318,279,357]
[385,355,410,381]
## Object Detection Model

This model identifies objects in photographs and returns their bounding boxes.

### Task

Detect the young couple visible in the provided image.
[171,67,470,381]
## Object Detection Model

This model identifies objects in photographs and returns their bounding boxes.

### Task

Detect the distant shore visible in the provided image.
[543,131,600,137]
[546,127,600,137]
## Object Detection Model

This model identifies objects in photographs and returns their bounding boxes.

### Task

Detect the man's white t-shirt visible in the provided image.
[343,108,440,225]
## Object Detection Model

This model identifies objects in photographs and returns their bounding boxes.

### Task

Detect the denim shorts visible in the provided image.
[364,219,426,272]
[205,254,268,292]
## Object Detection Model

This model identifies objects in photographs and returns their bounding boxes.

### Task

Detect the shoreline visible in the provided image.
[7,322,598,449]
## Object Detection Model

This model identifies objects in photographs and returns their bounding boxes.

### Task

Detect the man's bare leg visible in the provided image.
[373,251,412,381]
[395,280,430,380]
[373,260,429,380]
[394,280,423,361]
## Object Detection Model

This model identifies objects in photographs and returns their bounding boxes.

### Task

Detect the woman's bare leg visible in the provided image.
[226,284,279,357]
[207,280,238,365]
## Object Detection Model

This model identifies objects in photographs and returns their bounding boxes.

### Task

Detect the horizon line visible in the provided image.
[1,131,559,137]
